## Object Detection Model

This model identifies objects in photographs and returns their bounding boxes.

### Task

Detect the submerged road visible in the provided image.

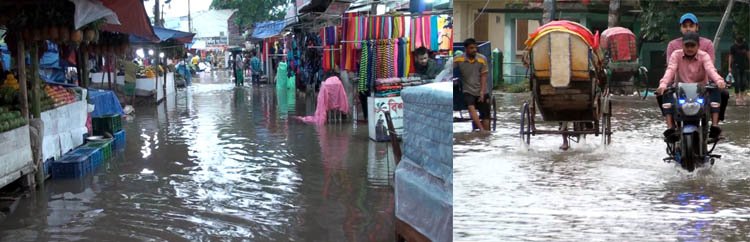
[454,93,750,241]
[0,77,397,241]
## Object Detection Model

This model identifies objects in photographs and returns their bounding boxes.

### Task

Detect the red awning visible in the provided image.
[99,0,158,41]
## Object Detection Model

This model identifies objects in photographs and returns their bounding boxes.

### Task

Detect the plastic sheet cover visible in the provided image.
[88,89,125,117]
[71,0,121,29]
[395,82,452,241]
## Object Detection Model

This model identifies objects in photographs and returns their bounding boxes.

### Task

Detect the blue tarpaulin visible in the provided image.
[0,44,10,71]
[252,21,286,39]
[130,26,195,44]
[88,89,125,117]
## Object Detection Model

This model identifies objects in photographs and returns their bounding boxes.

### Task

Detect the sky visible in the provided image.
[143,0,213,18]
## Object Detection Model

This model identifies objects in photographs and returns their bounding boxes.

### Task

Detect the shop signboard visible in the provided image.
[368,96,404,142]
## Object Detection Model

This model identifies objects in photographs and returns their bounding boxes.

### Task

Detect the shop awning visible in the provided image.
[189,40,207,50]
[130,26,196,44]
[99,0,158,41]
[252,21,286,39]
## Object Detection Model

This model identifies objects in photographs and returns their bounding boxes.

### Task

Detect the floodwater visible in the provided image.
[454,93,750,241]
[0,77,397,241]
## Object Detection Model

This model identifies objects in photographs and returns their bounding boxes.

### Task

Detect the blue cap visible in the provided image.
[680,13,698,24]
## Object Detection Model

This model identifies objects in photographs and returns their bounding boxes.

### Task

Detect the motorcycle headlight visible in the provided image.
[681,101,702,116]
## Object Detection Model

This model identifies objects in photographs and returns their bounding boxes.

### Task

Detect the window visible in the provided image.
[220,31,225,36]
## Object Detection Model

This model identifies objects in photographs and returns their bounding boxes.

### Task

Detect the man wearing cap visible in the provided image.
[661,13,730,121]
[657,32,727,143]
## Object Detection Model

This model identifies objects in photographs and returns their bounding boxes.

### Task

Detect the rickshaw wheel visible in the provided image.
[492,96,497,131]
[601,98,613,145]
[520,101,531,145]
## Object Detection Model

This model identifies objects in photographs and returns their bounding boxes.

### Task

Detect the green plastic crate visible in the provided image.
[86,139,113,161]
[93,114,122,135]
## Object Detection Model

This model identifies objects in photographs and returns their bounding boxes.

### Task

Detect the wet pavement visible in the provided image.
[0,77,397,241]
[454,93,750,241]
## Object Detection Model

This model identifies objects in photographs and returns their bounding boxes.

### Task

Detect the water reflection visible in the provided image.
[1,83,396,241]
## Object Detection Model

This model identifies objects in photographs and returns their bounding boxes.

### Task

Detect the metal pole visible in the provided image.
[16,32,29,120]
[188,0,192,32]
[714,0,735,51]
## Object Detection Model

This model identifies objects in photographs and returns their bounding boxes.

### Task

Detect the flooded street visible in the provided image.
[454,93,750,241]
[0,77,396,241]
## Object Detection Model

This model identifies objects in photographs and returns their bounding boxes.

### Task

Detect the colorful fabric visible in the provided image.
[525,20,599,50]
[430,16,439,51]
[359,42,369,92]
[297,76,350,125]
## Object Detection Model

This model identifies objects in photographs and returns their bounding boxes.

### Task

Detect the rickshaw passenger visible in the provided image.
[656,32,726,143]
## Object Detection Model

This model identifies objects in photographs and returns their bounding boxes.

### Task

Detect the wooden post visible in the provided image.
[30,43,41,119]
[107,54,113,90]
[16,32,29,120]
[384,111,402,165]
[608,0,621,28]
[81,46,89,88]
[542,0,556,24]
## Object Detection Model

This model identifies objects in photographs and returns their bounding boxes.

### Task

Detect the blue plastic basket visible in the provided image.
[72,147,103,171]
[114,130,126,150]
[52,154,88,178]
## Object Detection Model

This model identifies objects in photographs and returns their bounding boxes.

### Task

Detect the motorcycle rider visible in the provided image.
[660,13,730,124]
[657,32,726,143]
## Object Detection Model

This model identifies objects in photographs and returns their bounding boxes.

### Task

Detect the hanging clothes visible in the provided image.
[358,41,369,92]
[430,15,439,51]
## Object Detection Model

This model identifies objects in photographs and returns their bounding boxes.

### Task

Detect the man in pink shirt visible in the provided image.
[657,32,727,142]
[659,13,730,121]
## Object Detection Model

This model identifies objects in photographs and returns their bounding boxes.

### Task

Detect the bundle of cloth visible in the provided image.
[401,77,425,87]
[375,78,402,97]
[296,76,349,125]
[525,20,600,50]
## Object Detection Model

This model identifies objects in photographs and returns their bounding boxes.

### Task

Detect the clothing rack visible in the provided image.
[339,10,452,19]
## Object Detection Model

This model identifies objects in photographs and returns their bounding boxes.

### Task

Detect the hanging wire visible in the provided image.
[471,0,491,27]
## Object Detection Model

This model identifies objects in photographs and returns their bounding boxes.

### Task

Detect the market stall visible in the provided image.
[0,0,157,185]
[333,12,452,141]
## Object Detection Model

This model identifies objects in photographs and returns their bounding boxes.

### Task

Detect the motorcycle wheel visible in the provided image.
[682,133,699,172]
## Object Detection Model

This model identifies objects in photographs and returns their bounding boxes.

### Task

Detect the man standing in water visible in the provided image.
[250,51,263,85]
[455,38,490,131]
[729,36,749,105]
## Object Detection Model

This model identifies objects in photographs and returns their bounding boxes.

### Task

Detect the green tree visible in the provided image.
[211,0,290,28]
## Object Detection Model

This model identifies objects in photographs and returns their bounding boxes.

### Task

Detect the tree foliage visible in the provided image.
[640,0,749,42]
[211,0,290,28]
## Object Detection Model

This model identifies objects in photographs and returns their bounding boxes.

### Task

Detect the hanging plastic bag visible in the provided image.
[70,0,121,29]
[726,73,734,88]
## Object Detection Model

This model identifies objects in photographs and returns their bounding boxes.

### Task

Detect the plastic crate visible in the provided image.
[114,130,126,150]
[52,154,88,178]
[72,147,103,171]
[92,114,123,135]
[86,139,113,161]
[43,158,54,179]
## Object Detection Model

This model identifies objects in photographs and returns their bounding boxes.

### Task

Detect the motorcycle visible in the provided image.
[663,83,722,172]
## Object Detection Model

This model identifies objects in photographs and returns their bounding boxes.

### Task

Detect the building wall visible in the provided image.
[227,12,244,46]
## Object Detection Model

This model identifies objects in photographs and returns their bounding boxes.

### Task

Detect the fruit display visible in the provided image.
[43,85,78,110]
[1,74,20,90]
[1,86,18,105]
[0,107,27,133]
